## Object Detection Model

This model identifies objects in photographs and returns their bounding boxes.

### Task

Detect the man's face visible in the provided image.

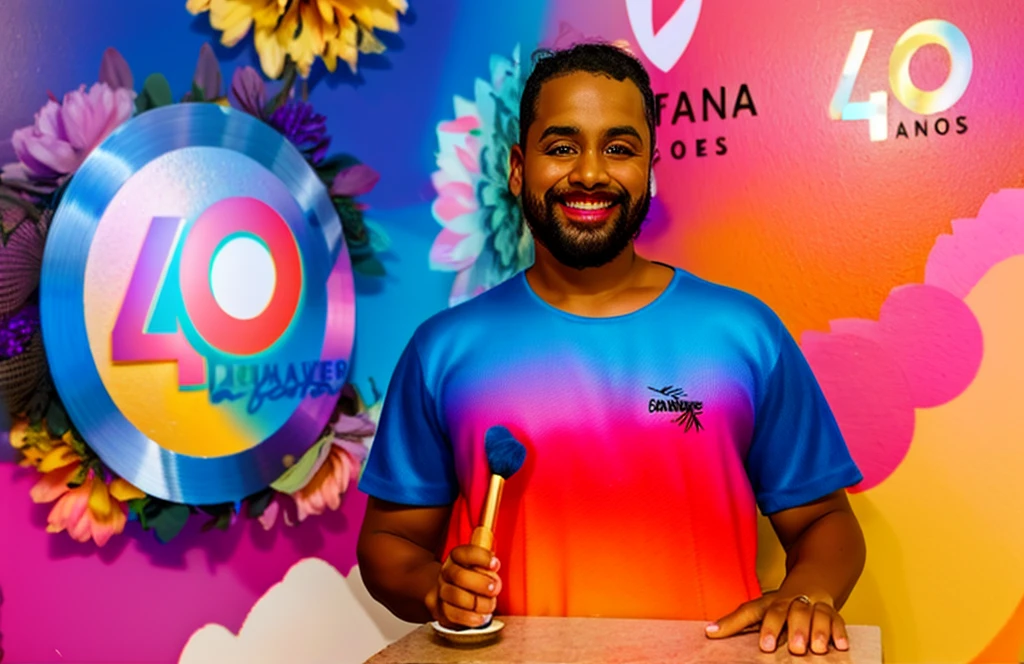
[510,71,652,270]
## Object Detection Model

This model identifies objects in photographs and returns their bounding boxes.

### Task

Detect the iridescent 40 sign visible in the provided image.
[830,19,973,141]
[40,104,355,505]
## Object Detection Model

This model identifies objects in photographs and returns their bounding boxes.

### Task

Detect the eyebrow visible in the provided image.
[605,125,644,143]
[539,125,580,140]
[537,124,644,144]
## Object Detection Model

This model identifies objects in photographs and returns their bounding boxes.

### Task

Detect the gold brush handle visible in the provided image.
[470,525,494,550]
[470,474,504,551]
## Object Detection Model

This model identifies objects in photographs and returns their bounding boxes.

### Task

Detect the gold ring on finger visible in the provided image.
[795,595,812,605]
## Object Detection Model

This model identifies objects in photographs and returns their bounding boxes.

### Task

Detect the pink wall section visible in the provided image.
[0,459,365,661]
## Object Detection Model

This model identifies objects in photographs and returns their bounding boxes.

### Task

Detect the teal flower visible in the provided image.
[429,46,533,306]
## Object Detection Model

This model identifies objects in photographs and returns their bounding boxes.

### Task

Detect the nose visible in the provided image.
[567,147,611,189]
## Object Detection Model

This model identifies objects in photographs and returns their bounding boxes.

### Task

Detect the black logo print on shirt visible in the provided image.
[647,385,704,432]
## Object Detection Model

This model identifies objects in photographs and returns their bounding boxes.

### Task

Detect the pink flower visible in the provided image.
[292,442,367,523]
[258,409,376,530]
[3,83,135,190]
[331,164,380,198]
[257,495,293,530]
[31,458,144,547]
[258,440,370,530]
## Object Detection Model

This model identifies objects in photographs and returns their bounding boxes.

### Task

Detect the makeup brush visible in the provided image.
[470,426,527,553]
[435,426,526,638]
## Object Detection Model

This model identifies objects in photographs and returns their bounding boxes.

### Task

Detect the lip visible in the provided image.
[557,195,619,224]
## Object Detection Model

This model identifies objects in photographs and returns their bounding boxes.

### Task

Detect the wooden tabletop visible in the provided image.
[366,616,883,663]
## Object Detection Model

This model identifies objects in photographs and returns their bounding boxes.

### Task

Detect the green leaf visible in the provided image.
[334,196,365,228]
[65,431,89,459]
[45,400,69,438]
[25,384,52,425]
[142,498,164,521]
[66,464,88,488]
[347,241,373,263]
[139,499,191,542]
[215,511,233,530]
[190,81,206,103]
[136,74,174,113]
[0,188,43,235]
[200,513,231,532]
[196,502,236,531]
[246,490,275,519]
[151,504,191,543]
[128,498,150,528]
[0,219,29,246]
[352,256,386,277]
[264,59,297,115]
[270,436,333,493]
[364,220,391,253]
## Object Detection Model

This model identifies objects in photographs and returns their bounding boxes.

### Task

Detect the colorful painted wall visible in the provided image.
[1,1,1022,663]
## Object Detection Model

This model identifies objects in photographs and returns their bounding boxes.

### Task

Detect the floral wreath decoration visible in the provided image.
[1,45,389,546]
[428,32,660,308]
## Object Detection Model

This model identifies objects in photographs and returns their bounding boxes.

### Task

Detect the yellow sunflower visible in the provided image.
[186,0,408,79]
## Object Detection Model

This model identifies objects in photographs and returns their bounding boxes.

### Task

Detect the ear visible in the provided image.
[508,144,525,198]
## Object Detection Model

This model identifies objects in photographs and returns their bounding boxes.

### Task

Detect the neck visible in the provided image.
[526,241,647,298]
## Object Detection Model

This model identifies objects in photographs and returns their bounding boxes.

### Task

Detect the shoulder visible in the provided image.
[668,266,784,340]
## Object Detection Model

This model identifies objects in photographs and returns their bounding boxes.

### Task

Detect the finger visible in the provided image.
[706,596,770,638]
[441,559,501,597]
[832,612,850,651]
[425,585,442,623]
[757,599,791,652]
[785,598,814,655]
[810,604,834,654]
[440,600,492,629]
[450,545,499,571]
[439,581,498,615]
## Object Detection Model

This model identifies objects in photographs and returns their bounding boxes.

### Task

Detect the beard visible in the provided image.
[521,184,651,270]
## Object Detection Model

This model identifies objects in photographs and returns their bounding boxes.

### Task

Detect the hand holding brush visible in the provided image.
[426,426,526,630]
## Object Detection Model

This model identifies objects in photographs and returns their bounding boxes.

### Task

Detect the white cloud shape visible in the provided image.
[178,559,418,664]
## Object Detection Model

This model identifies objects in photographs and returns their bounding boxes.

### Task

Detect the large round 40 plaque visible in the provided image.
[40,104,355,505]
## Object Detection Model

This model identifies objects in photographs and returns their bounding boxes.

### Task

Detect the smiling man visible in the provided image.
[357,43,866,657]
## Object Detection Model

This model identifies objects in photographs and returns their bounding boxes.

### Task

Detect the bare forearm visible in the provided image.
[779,509,865,609]
[357,532,441,623]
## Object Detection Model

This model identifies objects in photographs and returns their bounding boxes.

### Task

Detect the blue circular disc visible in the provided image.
[40,103,356,505]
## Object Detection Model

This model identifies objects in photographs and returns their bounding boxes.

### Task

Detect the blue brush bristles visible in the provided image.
[484,426,526,479]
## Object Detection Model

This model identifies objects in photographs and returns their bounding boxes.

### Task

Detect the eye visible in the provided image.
[546,144,576,156]
[606,144,638,156]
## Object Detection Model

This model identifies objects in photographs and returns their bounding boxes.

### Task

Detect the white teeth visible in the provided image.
[565,200,612,211]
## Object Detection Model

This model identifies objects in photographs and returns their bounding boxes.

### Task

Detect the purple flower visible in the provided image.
[0,304,40,361]
[269,101,331,164]
[230,66,267,118]
[98,47,134,91]
[2,83,135,191]
[331,164,380,198]
[229,66,331,165]
[192,43,222,101]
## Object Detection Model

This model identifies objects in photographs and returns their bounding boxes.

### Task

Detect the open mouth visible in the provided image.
[557,193,619,223]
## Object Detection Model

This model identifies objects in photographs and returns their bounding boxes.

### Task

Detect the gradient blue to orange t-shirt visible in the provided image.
[359,267,863,620]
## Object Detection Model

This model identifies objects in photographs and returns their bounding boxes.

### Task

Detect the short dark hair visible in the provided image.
[518,42,657,156]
